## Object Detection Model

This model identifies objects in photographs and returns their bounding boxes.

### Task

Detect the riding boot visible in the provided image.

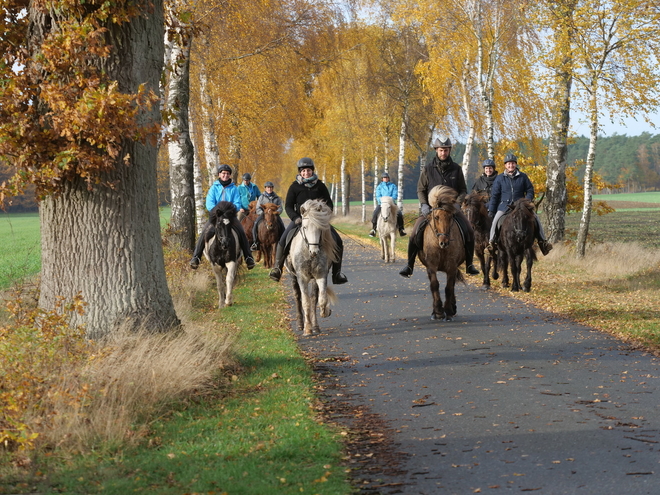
[269,242,285,281]
[369,221,377,237]
[399,239,418,278]
[455,212,479,275]
[397,211,407,236]
[538,239,553,256]
[190,223,212,269]
[331,246,348,285]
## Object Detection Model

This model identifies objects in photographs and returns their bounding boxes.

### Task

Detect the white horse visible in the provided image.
[286,199,338,336]
[204,201,242,309]
[377,196,398,263]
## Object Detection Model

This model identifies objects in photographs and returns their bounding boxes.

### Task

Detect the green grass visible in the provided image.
[0,212,41,290]
[0,268,351,494]
[593,191,660,203]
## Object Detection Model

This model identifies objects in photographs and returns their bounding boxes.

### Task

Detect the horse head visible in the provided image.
[263,203,279,230]
[380,196,394,222]
[428,186,458,249]
[299,199,333,258]
[210,201,237,251]
[462,192,489,229]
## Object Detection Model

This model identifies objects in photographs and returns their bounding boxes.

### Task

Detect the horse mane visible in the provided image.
[380,196,395,206]
[463,191,488,209]
[263,203,280,214]
[209,201,238,223]
[248,200,257,212]
[512,198,536,214]
[300,199,339,263]
[428,185,457,212]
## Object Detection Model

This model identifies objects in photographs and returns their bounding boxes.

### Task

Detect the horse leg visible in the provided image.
[290,274,305,333]
[225,261,237,306]
[523,248,534,292]
[510,254,522,292]
[427,269,444,321]
[379,234,387,261]
[317,277,331,320]
[478,249,490,288]
[212,264,227,309]
[443,271,457,320]
[300,280,315,337]
[499,251,510,288]
[390,233,396,263]
[310,281,322,334]
[491,250,499,281]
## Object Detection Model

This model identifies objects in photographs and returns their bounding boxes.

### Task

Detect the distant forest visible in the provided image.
[2,133,660,212]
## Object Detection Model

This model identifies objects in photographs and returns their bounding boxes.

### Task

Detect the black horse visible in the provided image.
[496,198,537,292]
[204,201,242,308]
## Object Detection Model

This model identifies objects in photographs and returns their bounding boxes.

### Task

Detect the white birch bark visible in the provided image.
[361,157,366,223]
[341,154,347,216]
[397,113,406,211]
[576,91,598,258]
[373,155,379,208]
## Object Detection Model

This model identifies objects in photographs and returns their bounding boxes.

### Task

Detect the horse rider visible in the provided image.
[189,164,256,270]
[251,181,285,252]
[238,172,261,220]
[368,172,407,238]
[486,153,553,256]
[398,135,480,278]
[472,158,498,198]
[268,157,348,285]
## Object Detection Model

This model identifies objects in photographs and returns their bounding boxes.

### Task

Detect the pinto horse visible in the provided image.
[418,185,465,321]
[256,203,284,268]
[496,198,537,292]
[204,201,242,308]
[286,199,338,336]
[377,196,398,263]
[462,192,495,288]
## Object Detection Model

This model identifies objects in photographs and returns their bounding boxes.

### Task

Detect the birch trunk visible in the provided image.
[576,92,598,258]
[397,114,406,211]
[166,28,195,251]
[199,61,222,186]
[341,154,348,216]
[35,0,180,338]
[373,155,379,208]
[361,157,366,223]
[190,118,206,236]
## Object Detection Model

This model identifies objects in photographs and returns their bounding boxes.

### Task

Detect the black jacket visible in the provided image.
[418,156,468,205]
[284,179,333,222]
[472,172,498,197]
[487,169,534,214]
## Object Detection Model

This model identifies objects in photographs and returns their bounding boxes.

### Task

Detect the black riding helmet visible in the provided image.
[242,173,251,181]
[482,159,496,169]
[504,153,518,164]
[264,181,274,188]
[217,164,232,174]
[297,157,315,170]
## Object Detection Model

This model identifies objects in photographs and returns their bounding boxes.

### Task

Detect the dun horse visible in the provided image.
[256,203,284,268]
[241,201,261,262]
[286,199,338,336]
[462,192,495,288]
[204,201,242,308]
[419,185,465,321]
[496,198,537,292]
[377,196,398,263]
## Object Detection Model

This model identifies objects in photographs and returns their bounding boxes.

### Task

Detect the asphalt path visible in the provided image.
[292,236,660,495]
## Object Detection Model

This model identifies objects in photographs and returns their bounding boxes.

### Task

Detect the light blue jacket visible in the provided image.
[205,181,242,213]
[375,181,398,205]
[238,182,261,210]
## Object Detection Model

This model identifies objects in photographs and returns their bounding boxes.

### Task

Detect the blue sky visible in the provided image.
[570,111,659,137]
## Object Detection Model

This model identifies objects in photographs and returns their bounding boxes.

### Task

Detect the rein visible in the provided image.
[429,207,453,240]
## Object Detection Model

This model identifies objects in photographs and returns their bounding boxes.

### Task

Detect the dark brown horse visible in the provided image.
[496,198,537,292]
[418,185,465,321]
[240,201,261,262]
[462,192,496,288]
[256,203,284,268]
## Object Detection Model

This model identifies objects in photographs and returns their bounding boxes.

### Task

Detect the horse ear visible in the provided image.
[300,204,307,216]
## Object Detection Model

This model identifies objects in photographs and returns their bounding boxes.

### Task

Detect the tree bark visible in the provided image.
[341,154,347,216]
[166,27,195,251]
[35,0,180,338]
[576,91,598,258]
[361,157,366,223]
[397,112,406,211]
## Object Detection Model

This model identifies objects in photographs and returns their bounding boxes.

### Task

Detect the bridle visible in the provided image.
[428,207,453,242]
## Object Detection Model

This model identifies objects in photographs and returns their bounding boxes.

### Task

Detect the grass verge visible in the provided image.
[0,252,351,494]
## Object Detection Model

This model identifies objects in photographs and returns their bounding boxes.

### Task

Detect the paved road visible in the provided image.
[293,238,660,494]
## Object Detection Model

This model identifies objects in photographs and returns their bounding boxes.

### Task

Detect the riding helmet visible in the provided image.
[217,164,232,174]
[431,135,452,148]
[297,157,315,170]
[264,181,274,188]
[382,172,390,178]
[504,153,518,164]
[482,159,496,168]
[242,173,251,181]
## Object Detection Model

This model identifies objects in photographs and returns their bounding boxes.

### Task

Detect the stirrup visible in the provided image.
[399,265,413,278]
[250,243,258,251]
[245,256,256,270]
[269,267,282,282]
[332,272,348,285]
[466,264,480,275]
[539,240,553,256]
[369,229,376,237]
[399,229,407,236]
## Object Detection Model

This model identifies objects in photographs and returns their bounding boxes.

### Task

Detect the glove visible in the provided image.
[294,217,302,225]
[421,204,431,216]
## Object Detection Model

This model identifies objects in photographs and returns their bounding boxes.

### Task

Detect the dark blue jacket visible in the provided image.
[487,169,534,214]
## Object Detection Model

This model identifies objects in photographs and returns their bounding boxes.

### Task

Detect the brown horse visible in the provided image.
[462,192,496,288]
[240,201,261,262]
[418,185,465,321]
[496,198,537,292]
[256,203,284,268]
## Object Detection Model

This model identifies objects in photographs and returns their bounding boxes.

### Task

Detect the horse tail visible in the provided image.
[326,286,337,306]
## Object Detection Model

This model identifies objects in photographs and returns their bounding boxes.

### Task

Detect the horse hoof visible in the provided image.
[443,316,453,322]
[493,273,499,280]
[320,308,332,318]
[430,313,443,321]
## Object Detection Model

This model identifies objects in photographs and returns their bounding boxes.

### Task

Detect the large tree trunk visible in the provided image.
[341,154,348,216]
[544,0,575,243]
[166,27,195,251]
[199,56,222,186]
[35,0,180,339]
[361,157,366,223]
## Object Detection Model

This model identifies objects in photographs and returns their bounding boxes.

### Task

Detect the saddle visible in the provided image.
[493,207,513,240]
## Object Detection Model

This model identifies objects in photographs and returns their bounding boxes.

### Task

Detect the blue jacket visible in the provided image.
[487,169,534,214]
[375,181,398,205]
[238,182,261,210]
[206,181,242,213]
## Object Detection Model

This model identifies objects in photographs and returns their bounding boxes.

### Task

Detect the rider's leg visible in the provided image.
[231,217,255,269]
[534,214,553,255]
[487,210,505,254]
[251,216,261,251]
[369,206,380,237]
[269,222,297,281]
[330,227,347,284]
[190,222,213,269]
[455,209,479,275]
[397,210,407,236]
[399,216,425,277]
